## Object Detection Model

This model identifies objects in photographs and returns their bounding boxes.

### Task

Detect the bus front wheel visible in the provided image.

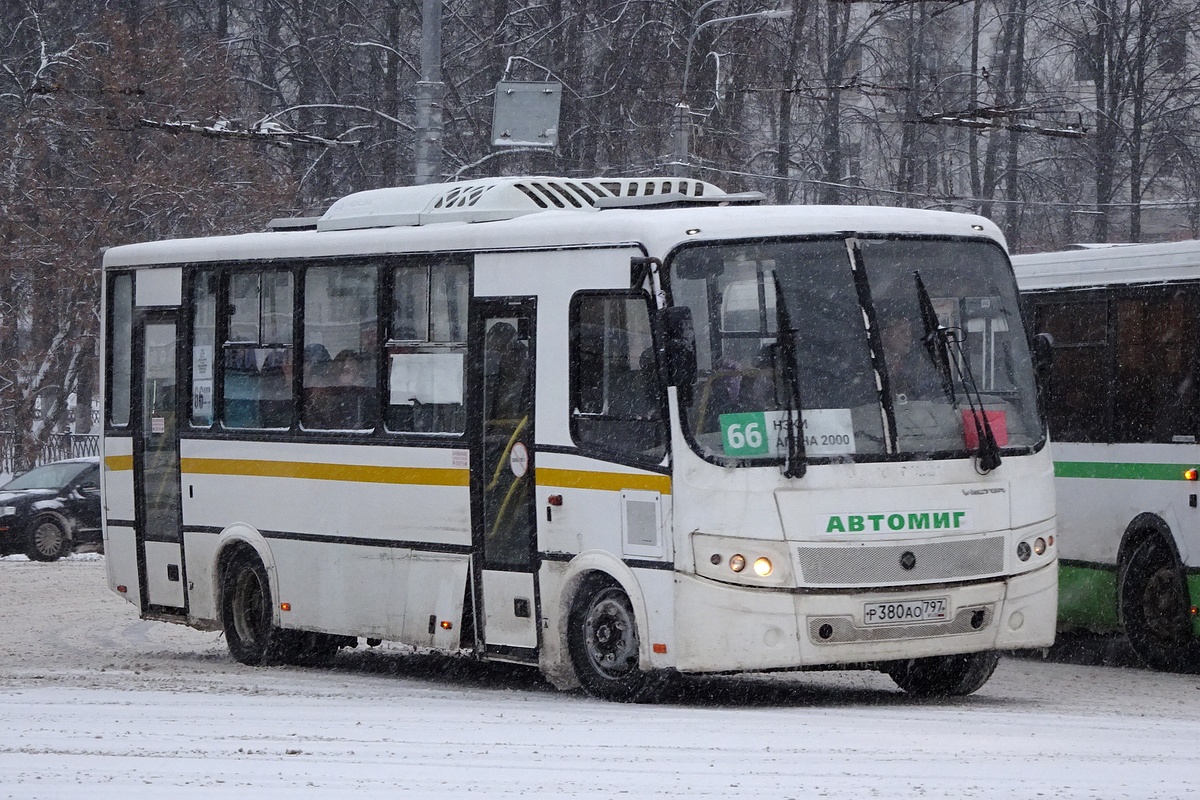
[882,650,999,697]
[1120,539,1200,672]
[567,576,666,703]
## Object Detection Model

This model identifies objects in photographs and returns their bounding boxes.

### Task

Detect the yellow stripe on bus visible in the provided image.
[179,458,470,487]
[105,455,134,472]
[537,467,671,495]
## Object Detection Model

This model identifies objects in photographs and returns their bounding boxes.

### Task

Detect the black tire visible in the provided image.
[1120,538,1200,672]
[567,576,666,703]
[25,516,71,562]
[883,650,1000,697]
[220,553,287,666]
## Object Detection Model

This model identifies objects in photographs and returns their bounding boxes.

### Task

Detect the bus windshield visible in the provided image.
[669,236,1042,464]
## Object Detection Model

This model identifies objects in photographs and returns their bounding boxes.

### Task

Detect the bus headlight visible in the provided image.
[692,534,793,588]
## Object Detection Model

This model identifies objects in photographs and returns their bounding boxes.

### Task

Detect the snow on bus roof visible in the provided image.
[103,178,1006,269]
[1012,239,1200,291]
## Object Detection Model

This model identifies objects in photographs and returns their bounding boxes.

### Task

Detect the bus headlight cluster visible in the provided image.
[1017,534,1054,563]
[695,534,791,587]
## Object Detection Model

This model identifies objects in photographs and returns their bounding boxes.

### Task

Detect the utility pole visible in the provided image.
[415,0,444,185]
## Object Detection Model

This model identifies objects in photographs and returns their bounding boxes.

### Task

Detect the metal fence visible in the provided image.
[0,431,100,477]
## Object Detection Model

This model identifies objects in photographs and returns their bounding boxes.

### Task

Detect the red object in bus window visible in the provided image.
[962,409,1008,449]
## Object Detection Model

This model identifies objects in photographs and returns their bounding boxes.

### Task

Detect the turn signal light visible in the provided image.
[116,585,127,594]
[280,602,291,612]
[440,620,453,630]
[1186,468,1199,481]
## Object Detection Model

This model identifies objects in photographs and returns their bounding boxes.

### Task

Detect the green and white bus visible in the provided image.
[1015,241,1200,670]
[100,176,1057,700]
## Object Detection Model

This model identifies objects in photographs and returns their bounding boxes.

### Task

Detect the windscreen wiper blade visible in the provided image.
[914,270,955,402]
[913,270,1001,473]
[773,273,806,479]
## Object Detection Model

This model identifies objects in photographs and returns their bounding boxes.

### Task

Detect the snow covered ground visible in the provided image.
[1,555,1199,799]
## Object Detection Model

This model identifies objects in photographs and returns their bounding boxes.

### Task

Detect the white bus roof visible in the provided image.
[1012,239,1200,291]
[103,177,1007,269]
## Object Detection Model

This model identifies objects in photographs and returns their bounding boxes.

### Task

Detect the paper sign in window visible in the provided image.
[389,353,464,405]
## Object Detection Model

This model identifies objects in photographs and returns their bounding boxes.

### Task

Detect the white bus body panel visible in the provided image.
[101,436,138,604]
[144,540,186,607]
[1052,441,1196,568]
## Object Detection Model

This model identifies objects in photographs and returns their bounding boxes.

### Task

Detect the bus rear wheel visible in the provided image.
[567,576,666,703]
[882,650,999,697]
[221,552,288,666]
[1120,539,1200,672]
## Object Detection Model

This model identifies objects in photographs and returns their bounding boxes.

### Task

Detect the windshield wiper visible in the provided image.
[913,271,1001,473]
[772,274,806,478]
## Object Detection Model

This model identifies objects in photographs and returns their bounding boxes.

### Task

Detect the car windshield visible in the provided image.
[2,461,94,491]
[669,236,1042,464]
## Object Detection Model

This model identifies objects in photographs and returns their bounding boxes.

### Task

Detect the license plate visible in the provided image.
[862,597,949,627]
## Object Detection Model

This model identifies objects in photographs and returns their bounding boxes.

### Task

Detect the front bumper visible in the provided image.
[669,560,1058,673]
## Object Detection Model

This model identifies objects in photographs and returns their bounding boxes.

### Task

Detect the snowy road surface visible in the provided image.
[1,557,1198,799]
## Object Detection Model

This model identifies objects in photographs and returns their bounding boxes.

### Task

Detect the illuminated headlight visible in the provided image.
[692,533,793,588]
[1033,537,1047,556]
[0,506,15,518]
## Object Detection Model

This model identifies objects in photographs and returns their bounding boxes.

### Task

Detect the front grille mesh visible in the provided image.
[796,536,1006,586]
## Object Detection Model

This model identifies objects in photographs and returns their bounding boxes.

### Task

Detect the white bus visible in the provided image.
[1014,241,1200,671]
[101,176,1057,700]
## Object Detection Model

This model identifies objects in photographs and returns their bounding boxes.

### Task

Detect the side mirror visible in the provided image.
[660,307,697,402]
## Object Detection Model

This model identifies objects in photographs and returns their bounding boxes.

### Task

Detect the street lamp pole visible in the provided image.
[673,4,793,178]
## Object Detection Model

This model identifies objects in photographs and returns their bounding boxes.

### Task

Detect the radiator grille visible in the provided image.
[796,536,1006,586]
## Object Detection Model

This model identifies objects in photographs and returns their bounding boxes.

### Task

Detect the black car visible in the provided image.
[0,458,101,561]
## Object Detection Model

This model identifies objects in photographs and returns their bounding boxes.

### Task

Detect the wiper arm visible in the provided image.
[773,274,806,479]
[913,270,1001,473]
[914,271,955,402]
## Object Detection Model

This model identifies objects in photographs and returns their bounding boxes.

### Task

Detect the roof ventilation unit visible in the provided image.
[315,176,761,231]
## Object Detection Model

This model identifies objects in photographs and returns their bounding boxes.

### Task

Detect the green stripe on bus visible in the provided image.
[1053,461,1194,481]
[1058,562,1119,631]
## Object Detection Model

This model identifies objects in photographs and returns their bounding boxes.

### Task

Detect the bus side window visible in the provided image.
[190,271,216,427]
[1114,291,1198,443]
[301,265,378,431]
[1034,299,1108,442]
[386,260,468,434]
[569,292,666,463]
[221,269,294,430]
[108,273,134,428]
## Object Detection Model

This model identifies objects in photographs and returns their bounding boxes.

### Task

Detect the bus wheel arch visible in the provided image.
[1117,515,1199,672]
[557,554,667,702]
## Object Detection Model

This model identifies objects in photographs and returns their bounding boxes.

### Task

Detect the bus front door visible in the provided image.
[133,315,187,615]
[471,299,539,658]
